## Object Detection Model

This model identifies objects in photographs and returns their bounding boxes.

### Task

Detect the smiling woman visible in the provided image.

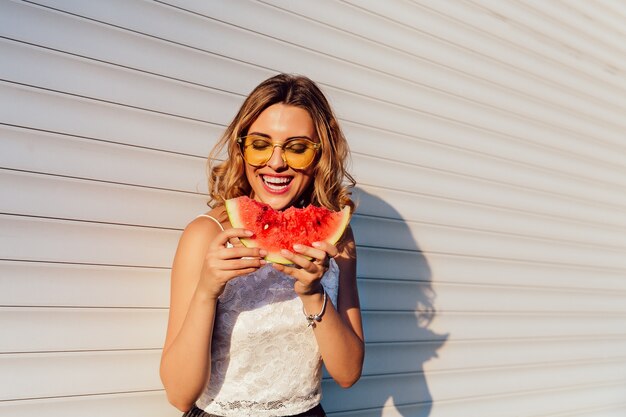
[159,74,363,417]
[242,103,318,210]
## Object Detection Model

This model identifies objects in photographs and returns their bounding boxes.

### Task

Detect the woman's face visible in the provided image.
[243,103,317,210]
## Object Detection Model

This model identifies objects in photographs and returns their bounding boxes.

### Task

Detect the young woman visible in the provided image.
[160,74,364,417]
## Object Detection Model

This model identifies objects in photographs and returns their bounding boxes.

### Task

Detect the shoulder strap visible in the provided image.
[195,214,225,231]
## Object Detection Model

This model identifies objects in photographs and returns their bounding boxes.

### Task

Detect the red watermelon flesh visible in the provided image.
[224,196,351,264]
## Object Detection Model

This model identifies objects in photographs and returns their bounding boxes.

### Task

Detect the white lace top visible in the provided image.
[194,215,340,416]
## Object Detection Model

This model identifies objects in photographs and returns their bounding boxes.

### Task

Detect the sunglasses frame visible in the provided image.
[236,135,321,169]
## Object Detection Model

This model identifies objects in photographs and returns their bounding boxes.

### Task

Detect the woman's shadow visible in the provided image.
[322,187,449,416]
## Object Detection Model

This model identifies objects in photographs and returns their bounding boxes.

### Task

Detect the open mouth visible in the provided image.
[261,175,293,192]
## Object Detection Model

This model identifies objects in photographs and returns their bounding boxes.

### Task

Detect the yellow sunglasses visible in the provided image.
[237,135,321,169]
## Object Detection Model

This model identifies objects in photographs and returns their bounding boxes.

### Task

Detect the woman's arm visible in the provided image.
[274,227,364,387]
[159,217,265,411]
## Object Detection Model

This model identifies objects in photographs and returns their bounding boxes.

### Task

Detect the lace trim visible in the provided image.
[206,388,319,412]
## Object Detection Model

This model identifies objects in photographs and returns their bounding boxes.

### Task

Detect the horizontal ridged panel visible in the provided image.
[5,35,626,204]
[3,348,625,414]
[5,0,626,176]
[0,215,178,267]
[353,185,626,250]
[359,278,626,313]
[323,361,626,412]
[351,154,626,230]
[4,124,626,243]
[6,256,626,315]
[522,0,626,60]
[351,216,626,270]
[0,169,207,228]
[0,124,208,193]
[4,32,622,213]
[363,311,626,343]
[326,383,626,416]
[0,391,178,417]
[5,246,625,319]
[363,337,626,375]
[0,88,211,184]
[17,0,626,123]
[8,33,624,197]
[343,120,626,193]
[547,405,626,417]
[6,210,626,278]
[3,171,626,292]
[0,261,169,308]
[155,0,626,163]
[0,0,269,115]
[357,247,626,292]
[469,0,626,74]
[0,38,242,124]
[3,118,626,233]
[0,308,167,352]
[4,169,626,256]
[0,82,214,156]
[566,1,626,47]
[264,0,626,131]
[200,0,626,149]
[0,350,161,400]
[4,307,624,352]
[367,0,626,107]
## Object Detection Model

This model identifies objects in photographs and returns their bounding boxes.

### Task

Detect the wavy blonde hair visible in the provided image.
[208,74,355,211]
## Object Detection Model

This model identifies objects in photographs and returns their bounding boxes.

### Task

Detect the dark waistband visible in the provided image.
[182,403,325,417]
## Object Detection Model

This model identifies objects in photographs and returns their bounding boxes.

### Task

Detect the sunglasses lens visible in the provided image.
[241,136,317,169]
[242,137,273,166]
[284,140,317,169]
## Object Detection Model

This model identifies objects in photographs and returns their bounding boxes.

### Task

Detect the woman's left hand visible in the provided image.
[272,241,338,296]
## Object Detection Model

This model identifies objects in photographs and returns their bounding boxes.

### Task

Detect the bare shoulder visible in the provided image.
[187,206,228,234]
[177,206,227,255]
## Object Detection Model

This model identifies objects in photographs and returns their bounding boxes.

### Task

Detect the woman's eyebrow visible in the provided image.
[247,131,272,138]
[285,135,314,141]
[248,132,314,141]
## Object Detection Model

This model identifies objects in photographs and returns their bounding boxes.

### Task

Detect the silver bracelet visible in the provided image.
[303,290,327,328]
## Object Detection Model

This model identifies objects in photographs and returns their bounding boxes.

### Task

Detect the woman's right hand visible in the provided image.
[197,228,267,299]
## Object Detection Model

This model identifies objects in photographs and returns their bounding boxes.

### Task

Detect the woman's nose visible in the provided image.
[266,144,288,170]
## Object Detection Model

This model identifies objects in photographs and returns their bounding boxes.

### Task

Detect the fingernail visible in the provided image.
[259,249,268,256]
[312,241,322,248]
[293,244,303,251]
[245,230,254,236]
[260,259,267,265]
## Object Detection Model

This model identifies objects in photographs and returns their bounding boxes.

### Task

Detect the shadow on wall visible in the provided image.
[323,187,449,417]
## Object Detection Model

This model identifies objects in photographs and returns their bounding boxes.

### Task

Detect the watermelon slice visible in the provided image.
[225,196,351,264]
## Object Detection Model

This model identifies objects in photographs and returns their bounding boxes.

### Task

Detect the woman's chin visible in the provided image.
[257,195,295,211]
[250,183,297,210]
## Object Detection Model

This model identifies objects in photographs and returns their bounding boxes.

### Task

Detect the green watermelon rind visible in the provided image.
[224,197,351,265]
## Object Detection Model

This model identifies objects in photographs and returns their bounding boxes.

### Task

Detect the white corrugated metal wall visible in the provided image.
[1,1,626,416]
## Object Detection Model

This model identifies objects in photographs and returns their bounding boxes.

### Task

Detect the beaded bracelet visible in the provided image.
[303,290,327,328]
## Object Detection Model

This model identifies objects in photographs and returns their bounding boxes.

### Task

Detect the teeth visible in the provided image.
[263,176,291,184]
[262,176,291,191]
